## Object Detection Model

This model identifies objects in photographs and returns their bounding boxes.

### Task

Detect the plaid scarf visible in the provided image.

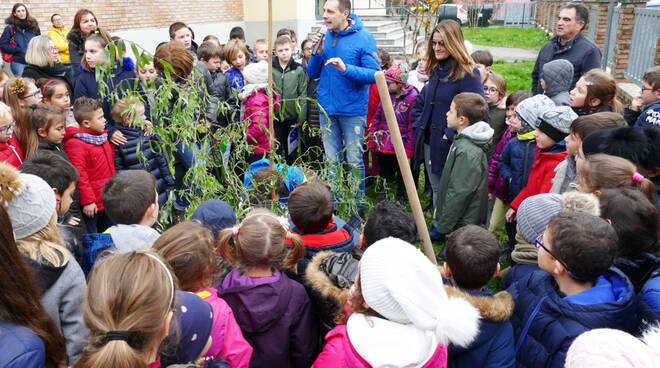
[73,132,108,145]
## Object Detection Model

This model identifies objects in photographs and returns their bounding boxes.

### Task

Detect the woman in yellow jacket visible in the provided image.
[47,14,73,81]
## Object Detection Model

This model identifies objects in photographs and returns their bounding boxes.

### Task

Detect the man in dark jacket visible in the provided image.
[307,0,379,209]
[531,3,601,95]
[507,213,637,368]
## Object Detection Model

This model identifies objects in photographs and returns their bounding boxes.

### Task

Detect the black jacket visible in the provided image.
[22,63,74,98]
[532,33,601,95]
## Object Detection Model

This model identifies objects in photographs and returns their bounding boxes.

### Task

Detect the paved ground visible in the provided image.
[472,44,539,62]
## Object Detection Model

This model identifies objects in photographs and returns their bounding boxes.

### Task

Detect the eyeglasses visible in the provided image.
[0,120,16,134]
[20,90,42,100]
[430,40,445,47]
[535,233,586,281]
[642,86,660,93]
[49,46,58,52]
[484,87,499,94]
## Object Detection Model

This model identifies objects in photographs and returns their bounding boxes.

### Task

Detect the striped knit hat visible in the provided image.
[517,193,562,243]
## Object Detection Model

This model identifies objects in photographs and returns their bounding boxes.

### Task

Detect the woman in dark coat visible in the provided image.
[66,9,110,81]
[0,3,40,76]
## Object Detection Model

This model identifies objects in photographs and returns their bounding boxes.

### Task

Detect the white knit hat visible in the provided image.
[360,237,481,347]
[242,60,269,85]
[0,162,56,239]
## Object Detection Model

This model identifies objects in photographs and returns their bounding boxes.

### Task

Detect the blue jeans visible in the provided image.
[425,144,442,228]
[319,114,366,208]
[10,61,27,76]
[174,141,209,210]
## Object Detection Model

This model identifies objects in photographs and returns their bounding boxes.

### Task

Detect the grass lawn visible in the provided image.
[491,59,535,92]
[463,26,550,50]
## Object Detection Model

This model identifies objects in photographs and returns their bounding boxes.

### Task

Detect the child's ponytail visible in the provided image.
[634,174,657,204]
[281,232,305,273]
[217,226,240,267]
[584,69,622,113]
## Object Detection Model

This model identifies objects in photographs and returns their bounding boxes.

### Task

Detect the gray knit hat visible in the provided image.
[517,193,562,243]
[516,94,555,130]
[538,106,578,142]
[0,162,56,239]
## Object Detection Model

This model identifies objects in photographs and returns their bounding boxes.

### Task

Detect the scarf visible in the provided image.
[73,132,108,145]
[15,18,29,30]
[416,65,429,83]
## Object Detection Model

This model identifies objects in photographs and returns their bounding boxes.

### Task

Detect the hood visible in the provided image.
[542,59,573,97]
[564,268,632,306]
[540,140,566,154]
[459,121,494,147]
[38,138,63,152]
[304,251,352,306]
[218,269,292,333]
[24,255,66,296]
[613,253,660,293]
[107,224,159,253]
[347,313,439,368]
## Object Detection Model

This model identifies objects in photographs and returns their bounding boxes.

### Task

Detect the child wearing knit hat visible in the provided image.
[505,105,577,222]
[370,61,419,202]
[242,60,280,162]
[312,238,481,367]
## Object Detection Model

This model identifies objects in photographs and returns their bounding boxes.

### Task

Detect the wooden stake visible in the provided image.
[374,71,436,264]
[267,0,276,201]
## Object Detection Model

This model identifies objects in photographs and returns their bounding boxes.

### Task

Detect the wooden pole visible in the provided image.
[267,0,276,201]
[374,71,436,264]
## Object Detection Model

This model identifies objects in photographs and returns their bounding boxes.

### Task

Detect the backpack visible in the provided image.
[80,232,115,276]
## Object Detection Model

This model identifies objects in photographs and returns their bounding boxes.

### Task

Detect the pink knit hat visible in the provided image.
[384,61,410,84]
[565,327,660,367]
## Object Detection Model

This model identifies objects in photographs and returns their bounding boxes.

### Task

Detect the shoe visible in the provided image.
[429,227,442,242]
[436,247,446,262]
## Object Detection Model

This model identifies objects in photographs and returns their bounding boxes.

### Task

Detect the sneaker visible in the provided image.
[429,226,442,242]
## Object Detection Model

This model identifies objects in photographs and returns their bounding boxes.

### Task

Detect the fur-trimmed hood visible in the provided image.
[442,284,514,323]
[304,251,354,307]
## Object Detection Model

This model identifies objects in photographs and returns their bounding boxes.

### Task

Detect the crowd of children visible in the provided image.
[2,3,660,366]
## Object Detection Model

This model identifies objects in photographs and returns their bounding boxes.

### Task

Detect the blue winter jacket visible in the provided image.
[0,322,45,367]
[306,14,379,117]
[641,269,660,329]
[73,57,139,137]
[634,101,660,129]
[0,18,40,64]
[615,253,660,332]
[113,125,175,206]
[507,268,637,368]
[502,264,540,290]
[447,289,515,368]
[498,135,537,202]
[412,58,486,174]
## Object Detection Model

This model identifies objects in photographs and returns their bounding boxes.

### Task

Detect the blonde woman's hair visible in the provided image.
[16,213,70,267]
[425,20,476,82]
[74,251,176,368]
[26,35,57,67]
[580,154,656,203]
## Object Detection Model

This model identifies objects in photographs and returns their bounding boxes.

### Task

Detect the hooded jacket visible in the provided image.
[446,286,515,368]
[531,33,601,95]
[48,26,70,64]
[541,59,573,106]
[25,254,88,365]
[218,269,317,368]
[615,253,660,332]
[290,220,355,276]
[435,121,494,234]
[371,84,419,158]
[633,101,660,129]
[0,18,41,64]
[113,125,175,206]
[549,154,577,194]
[507,268,637,368]
[306,14,380,116]
[207,69,233,127]
[510,141,567,211]
[63,126,116,210]
[0,135,24,168]
[0,322,45,368]
[244,88,280,154]
[488,126,514,201]
[22,63,74,98]
[498,131,536,202]
[106,224,160,253]
[272,57,308,123]
[412,58,486,174]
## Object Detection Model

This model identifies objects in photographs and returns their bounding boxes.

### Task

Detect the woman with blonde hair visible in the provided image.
[412,19,487,241]
[22,35,74,96]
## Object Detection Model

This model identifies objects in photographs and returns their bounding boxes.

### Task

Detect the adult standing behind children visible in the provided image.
[0,3,40,77]
[67,9,110,81]
[48,14,73,82]
[531,2,601,95]
[22,36,74,98]
[307,0,380,210]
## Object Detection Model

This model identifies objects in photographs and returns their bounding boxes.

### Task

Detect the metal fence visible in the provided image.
[625,8,660,86]
[587,6,599,41]
[605,4,620,68]
[492,1,538,26]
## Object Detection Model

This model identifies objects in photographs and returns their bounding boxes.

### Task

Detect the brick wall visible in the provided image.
[0,1,244,34]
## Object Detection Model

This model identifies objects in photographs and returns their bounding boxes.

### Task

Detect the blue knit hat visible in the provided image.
[160,291,214,365]
[191,199,236,238]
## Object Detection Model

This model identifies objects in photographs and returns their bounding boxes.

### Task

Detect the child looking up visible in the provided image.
[0,100,23,168]
[216,209,317,367]
[569,68,623,116]
[483,72,507,159]
[39,79,76,127]
[540,59,573,106]
[435,92,493,244]
[629,65,660,128]
[153,221,253,367]
[64,97,116,233]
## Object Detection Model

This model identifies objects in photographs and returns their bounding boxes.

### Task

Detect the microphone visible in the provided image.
[312,26,327,55]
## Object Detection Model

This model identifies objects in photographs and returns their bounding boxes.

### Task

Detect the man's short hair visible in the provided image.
[453,92,488,124]
[102,170,157,225]
[288,179,334,233]
[229,26,246,40]
[546,212,618,283]
[471,50,493,67]
[363,200,416,247]
[73,97,102,123]
[197,41,223,61]
[560,3,589,29]
[274,35,292,49]
[335,0,352,13]
[445,225,500,290]
[20,151,79,193]
[643,65,660,90]
[570,112,627,140]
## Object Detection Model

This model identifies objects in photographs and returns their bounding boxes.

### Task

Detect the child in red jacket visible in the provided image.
[64,97,116,233]
[0,101,23,168]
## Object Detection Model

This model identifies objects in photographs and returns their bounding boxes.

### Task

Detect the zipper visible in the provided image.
[515,295,549,356]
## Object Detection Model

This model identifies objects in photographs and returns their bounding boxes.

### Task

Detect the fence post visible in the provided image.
[611,0,648,82]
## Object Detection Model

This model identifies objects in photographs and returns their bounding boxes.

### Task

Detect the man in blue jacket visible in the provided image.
[531,3,601,95]
[307,0,380,209]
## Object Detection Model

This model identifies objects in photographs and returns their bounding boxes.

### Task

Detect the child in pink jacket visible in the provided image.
[313,238,481,368]
[152,221,253,367]
[242,61,279,163]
